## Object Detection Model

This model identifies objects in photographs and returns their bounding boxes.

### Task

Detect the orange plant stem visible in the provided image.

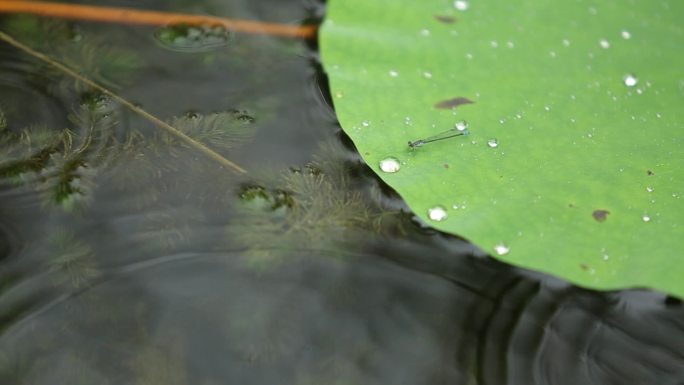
[0,0,317,39]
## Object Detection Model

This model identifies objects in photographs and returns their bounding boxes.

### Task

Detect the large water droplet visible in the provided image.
[454,0,469,11]
[624,74,638,87]
[494,243,510,256]
[379,157,401,173]
[487,138,499,148]
[455,120,469,131]
[428,206,448,221]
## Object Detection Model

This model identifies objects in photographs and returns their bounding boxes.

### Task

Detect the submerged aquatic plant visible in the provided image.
[2,15,142,91]
[46,230,100,290]
[0,95,126,210]
[229,139,408,266]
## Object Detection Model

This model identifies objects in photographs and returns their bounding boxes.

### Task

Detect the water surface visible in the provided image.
[0,1,682,384]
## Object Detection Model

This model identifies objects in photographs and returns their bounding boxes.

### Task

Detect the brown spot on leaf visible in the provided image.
[434,97,474,109]
[434,15,457,24]
[592,209,610,222]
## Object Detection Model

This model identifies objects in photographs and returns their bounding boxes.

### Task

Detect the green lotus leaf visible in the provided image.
[321,0,684,296]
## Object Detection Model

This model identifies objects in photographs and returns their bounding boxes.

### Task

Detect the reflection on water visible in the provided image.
[0,1,683,384]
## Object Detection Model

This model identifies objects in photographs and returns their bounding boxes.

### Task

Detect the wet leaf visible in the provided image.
[321,0,684,296]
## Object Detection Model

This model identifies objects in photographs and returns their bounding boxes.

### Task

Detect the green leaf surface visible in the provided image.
[321,0,684,296]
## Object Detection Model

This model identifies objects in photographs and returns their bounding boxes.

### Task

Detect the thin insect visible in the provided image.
[408,128,469,148]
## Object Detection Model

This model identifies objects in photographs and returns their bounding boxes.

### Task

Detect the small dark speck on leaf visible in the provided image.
[365,152,370,156]
[434,15,457,24]
[568,203,576,208]
[434,97,474,109]
[592,209,610,222]
[580,264,590,271]
[664,295,682,307]
[443,164,449,169]
[647,170,654,176]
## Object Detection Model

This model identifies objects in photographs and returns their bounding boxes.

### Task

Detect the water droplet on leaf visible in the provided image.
[487,138,499,148]
[455,120,469,131]
[379,157,401,173]
[494,243,510,256]
[428,206,448,221]
[454,0,469,11]
[624,74,638,87]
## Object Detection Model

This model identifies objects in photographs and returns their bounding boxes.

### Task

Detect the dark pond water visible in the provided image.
[0,1,683,384]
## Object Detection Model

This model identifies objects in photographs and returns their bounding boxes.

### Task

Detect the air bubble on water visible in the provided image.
[379,157,401,173]
[487,138,499,148]
[544,105,551,111]
[599,39,610,49]
[506,41,515,49]
[490,41,498,48]
[499,118,505,124]
[423,71,433,79]
[465,53,473,60]
[455,120,469,131]
[636,88,644,95]
[389,70,399,77]
[335,91,344,98]
[428,206,448,221]
[562,39,571,47]
[621,30,632,39]
[454,0,469,11]
[420,29,431,37]
[549,51,557,58]
[362,120,370,127]
[493,243,510,256]
[642,215,651,222]
[624,74,638,87]
[646,186,654,193]
[603,254,610,261]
